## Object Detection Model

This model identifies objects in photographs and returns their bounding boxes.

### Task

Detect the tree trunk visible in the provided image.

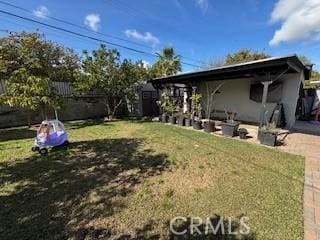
[104,97,124,120]
[125,95,134,116]
[40,105,46,120]
[104,98,112,120]
[27,112,31,128]
[44,105,48,120]
[110,98,123,120]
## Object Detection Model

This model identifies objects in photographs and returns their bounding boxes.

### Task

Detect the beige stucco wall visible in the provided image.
[197,72,304,128]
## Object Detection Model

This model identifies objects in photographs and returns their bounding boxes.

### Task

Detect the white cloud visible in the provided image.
[124,29,160,46]
[269,0,320,46]
[33,6,50,19]
[195,0,209,14]
[84,14,100,31]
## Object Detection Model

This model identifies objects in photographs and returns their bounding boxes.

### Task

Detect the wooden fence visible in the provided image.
[0,80,104,98]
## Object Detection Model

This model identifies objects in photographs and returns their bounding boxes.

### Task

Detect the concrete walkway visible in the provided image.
[278,133,320,240]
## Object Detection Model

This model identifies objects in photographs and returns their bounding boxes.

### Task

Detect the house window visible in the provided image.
[250,82,283,103]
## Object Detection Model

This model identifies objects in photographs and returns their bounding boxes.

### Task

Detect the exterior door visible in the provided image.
[142,91,159,116]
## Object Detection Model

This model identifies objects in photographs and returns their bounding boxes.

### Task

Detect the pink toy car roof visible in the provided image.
[40,120,66,132]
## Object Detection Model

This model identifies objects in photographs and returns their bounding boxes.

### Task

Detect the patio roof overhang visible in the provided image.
[149,55,311,88]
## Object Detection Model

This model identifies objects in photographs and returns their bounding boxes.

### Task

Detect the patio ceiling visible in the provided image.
[149,55,311,87]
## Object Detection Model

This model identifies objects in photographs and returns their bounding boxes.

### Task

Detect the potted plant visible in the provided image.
[174,105,185,126]
[160,113,167,123]
[258,122,279,147]
[238,128,248,139]
[221,110,240,137]
[176,111,185,126]
[184,113,192,127]
[203,82,224,133]
[157,92,171,123]
[177,110,193,127]
[164,95,177,125]
[191,92,202,130]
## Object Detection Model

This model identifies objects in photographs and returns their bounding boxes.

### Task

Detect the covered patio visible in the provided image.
[150,55,311,130]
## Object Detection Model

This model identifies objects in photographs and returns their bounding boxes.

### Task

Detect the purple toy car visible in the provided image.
[31,120,69,155]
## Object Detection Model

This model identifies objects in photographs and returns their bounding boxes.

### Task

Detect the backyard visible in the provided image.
[0,120,304,239]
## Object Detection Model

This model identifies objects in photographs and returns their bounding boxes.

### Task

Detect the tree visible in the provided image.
[298,55,312,66]
[190,92,202,119]
[157,92,176,116]
[74,45,148,119]
[119,58,150,114]
[202,58,225,70]
[225,49,270,65]
[0,31,80,119]
[151,47,181,77]
[298,55,320,88]
[205,82,225,120]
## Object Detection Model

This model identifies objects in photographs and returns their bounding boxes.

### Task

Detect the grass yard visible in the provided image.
[0,120,304,239]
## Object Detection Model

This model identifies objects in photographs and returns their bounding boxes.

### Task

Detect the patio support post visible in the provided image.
[259,80,272,127]
[258,68,289,127]
[191,86,197,117]
[183,87,192,113]
[183,90,188,113]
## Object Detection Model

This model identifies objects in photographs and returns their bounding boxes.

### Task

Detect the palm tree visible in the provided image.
[152,47,181,77]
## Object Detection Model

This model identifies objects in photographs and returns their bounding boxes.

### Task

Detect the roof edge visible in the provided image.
[149,54,310,82]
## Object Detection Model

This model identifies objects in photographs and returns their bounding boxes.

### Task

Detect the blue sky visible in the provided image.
[1,0,320,71]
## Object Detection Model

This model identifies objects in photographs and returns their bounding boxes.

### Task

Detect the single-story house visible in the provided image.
[149,55,312,128]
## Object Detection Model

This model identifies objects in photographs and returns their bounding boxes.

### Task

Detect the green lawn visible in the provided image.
[0,120,304,239]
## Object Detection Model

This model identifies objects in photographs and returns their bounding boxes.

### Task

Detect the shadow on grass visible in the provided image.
[0,138,169,239]
[0,128,36,142]
[74,220,161,240]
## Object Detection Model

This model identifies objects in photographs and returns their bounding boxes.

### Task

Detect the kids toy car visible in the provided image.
[31,120,69,155]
